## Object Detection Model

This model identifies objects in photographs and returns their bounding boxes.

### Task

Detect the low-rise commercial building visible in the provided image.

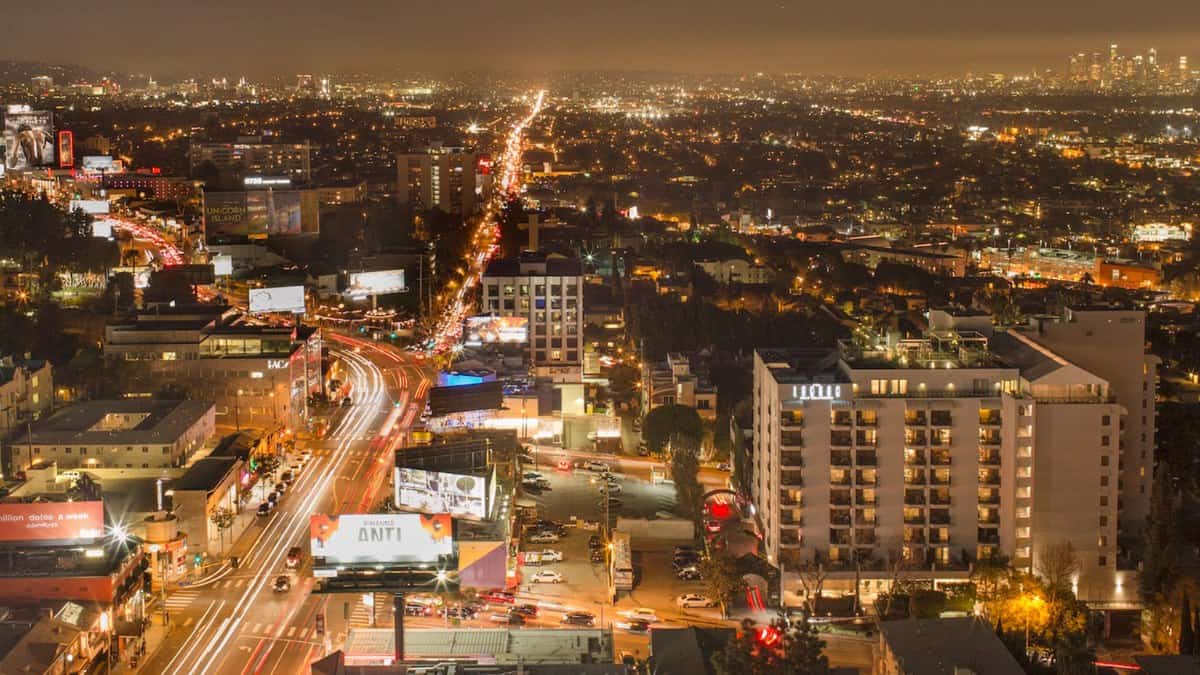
[643,353,718,421]
[102,306,322,431]
[875,618,1023,675]
[169,456,247,557]
[10,399,214,472]
[0,355,52,439]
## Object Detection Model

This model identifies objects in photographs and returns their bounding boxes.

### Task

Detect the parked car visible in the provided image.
[528,531,560,544]
[600,482,622,494]
[676,593,716,608]
[257,502,275,517]
[562,611,596,627]
[272,575,290,593]
[590,549,606,563]
[280,471,295,485]
[583,461,611,473]
[676,566,703,581]
[522,472,544,481]
[341,396,353,407]
[673,545,698,555]
[286,546,303,568]
[537,549,563,562]
[588,535,603,550]
[529,570,563,584]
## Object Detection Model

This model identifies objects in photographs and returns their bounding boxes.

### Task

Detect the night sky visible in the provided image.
[6,0,1198,77]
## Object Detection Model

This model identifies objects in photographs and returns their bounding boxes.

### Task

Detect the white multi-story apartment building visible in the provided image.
[480,256,584,382]
[396,142,492,216]
[753,308,1153,606]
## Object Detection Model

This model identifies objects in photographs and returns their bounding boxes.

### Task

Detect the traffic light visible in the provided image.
[193,553,203,567]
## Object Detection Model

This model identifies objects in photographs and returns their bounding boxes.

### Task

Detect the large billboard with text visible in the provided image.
[248,285,305,314]
[346,270,405,296]
[204,190,312,238]
[309,513,452,566]
[395,468,486,519]
[4,110,54,170]
[0,501,104,543]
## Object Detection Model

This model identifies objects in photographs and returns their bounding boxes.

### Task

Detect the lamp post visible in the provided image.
[1022,592,1043,657]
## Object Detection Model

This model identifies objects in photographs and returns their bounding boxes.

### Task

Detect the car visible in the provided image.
[405,603,433,617]
[562,611,596,627]
[621,651,638,667]
[257,502,275,516]
[267,491,279,504]
[58,470,82,483]
[673,558,701,571]
[600,482,622,494]
[528,531,560,544]
[272,575,290,593]
[522,472,544,481]
[676,566,703,581]
[441,605,476,620]
[676,593,716,608]
[717,462,732,472]
[537,549,563,562]
[521,479,545,492]
[481,590,515,605]
[590,549,606,563]
[510,603,539,618]
[532,519,566,533]
[280,471,295,485]
[341,396,353,407]
[529,570,563,584]
[274,480,289,494]
[588,535,603,550]
[624,608,659,623]
[583,461,610,473]
[556,458,573,471]
[616,618,652,633]
[673,545,698,555]
[489,612,525,625]
[286,546,303,568]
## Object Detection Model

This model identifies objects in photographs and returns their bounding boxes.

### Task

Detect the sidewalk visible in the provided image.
[110,615,170,674]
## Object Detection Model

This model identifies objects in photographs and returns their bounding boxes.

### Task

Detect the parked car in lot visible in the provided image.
[529,570,563,584]
[272,575,290,593]
[676,566,703,581]
[537,549,563,562]
[676,593,716,608]
[286,546,303,568]
[528,531,560,544]
[588,534,603,550]
[590,548,606,563]
[522,472,544,481]
[601,481,621,494]
[583,460,611,473]
[562,611,596,627]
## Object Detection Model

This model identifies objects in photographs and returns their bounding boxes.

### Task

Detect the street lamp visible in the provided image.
[1020,592,1044,656]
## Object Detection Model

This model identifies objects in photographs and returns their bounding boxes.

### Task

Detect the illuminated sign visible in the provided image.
[395,468,487,519]
[790,384,842,401]
[4,109,54,170]
[464,316,528,345]
[81,155,115,172]
[347,270,405,296]
[248,285,306,314]
[57,130,74,168]
[309,513,452,566]
[243,176,292,188]
[0,501,105,543]
[267,359,290,370]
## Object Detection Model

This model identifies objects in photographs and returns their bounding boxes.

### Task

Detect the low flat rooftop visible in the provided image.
[16,400,213,446]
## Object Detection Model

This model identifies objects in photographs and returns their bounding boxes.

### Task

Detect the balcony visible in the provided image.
[779,532,802,548]
[904,531,927,544]
[930,472,952,486]
[780,493,803,507]
[855,451,878,466]
[780,410,804,428]
[930,450,951,466]
[979,410,1002,426]
[979,430,1002,446]
[978,529,1001,545]
[855,412,877,427]
[830,431,852,447]
[855,510,877,525]
[929,530,949,545]
[930,432,951,447]
[904,511,926,525]
[930,491,952,506]
[831,411,852,427]
[831,450,852,466]
[854,471,877,486]
[831,491,852,506]
[905,470,927,485]
[905,430,928,445]
[978,470,1001,486]
[929,510,951,525]
[854,431,877,447]
[978,489,1000,505]
[781,470,804,488]
[978,513,1000,525]
[931,411,953,427]
[904,491,926,506]
[830,512,852,526]
[854,489,877,506]
[781,451,804,469]
[905,449,926,465]
[830,530,853,546]
[905,411,927,426]
[781,432,804,448]
[854,530,878,546]
[780,512,803,527]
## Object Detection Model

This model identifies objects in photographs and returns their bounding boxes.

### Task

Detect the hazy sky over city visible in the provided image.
[6,0,1199,78]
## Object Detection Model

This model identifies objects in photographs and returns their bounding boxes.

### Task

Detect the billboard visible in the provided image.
[248,285,305,314]
[464,316,528,345]
[347,270,405,296]
[212,254,233,276]
[395,468,487,519]
[309,513,452,566]
[0,501,104,543]
[204,190,310,238]
[81,155,116,172]
[57,130,74,168]
[3,110,54,170]
[69,199,110,215]
[92,217,115,239]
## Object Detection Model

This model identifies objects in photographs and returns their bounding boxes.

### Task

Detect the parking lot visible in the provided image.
[520,458,677,526]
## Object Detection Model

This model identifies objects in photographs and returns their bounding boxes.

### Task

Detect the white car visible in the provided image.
[528,532,560,544]
[529,570,563,584]
[599,482,622,494]
[624,607,659,623]
[676,593,716,608]
[583,461,611,473]
[538,549,563,562]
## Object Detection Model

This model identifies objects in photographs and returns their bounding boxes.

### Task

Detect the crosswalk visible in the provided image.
[348,593,392,628]
[241,623,322,642]
[310,448,383,459]
[163,590,200,612]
